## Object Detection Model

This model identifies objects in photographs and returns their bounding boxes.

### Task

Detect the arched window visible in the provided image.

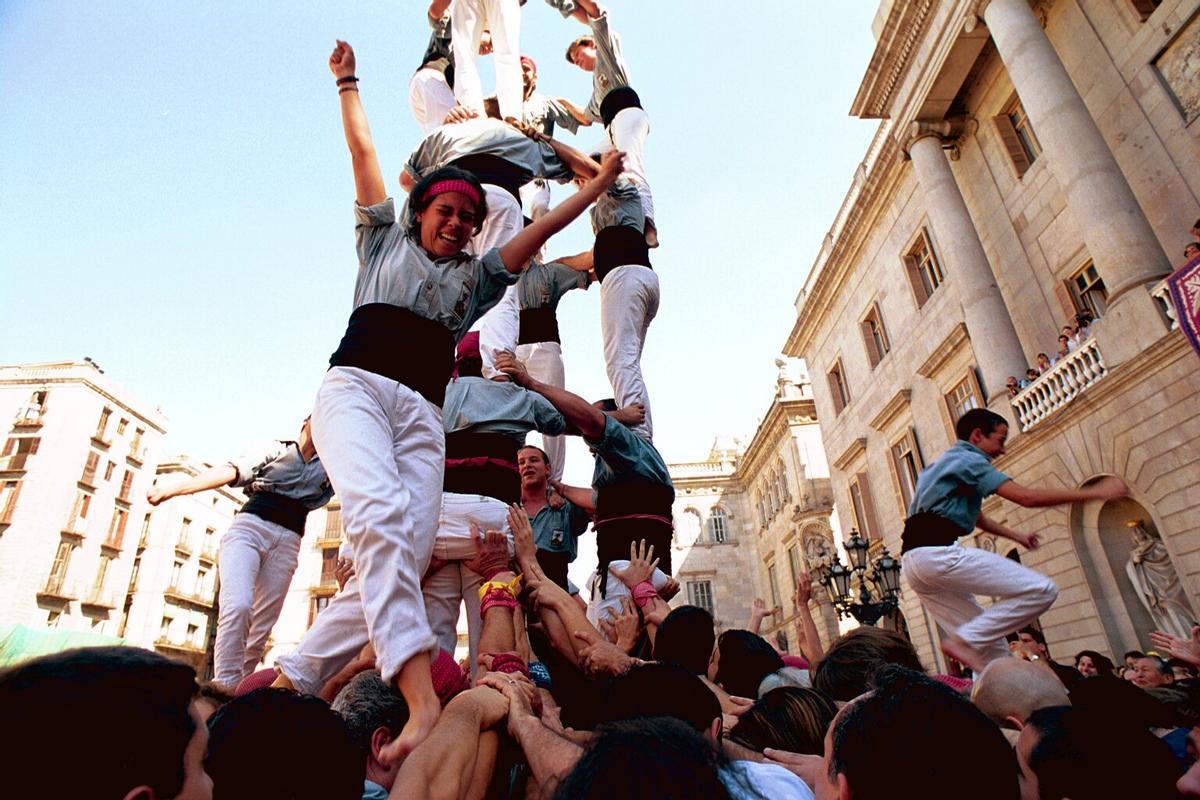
[709,507,729,544]
[777,461,790,502]
[767,474,779,516]
[755,492,766,529]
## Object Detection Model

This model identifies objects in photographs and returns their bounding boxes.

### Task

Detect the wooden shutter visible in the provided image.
[856,471,881,541]
[966,366,986,409]
[994,113,1031,177]
[1,482,22,524]
[1130,0,1160,20]
[903,253,929,306]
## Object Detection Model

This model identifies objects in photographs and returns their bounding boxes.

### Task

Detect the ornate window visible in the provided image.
[903,228,945,307]
[687,580,714,615]
[995,93,1041,178]
[709,507,729,544]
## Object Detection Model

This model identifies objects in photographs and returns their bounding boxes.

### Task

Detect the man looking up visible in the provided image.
[518,444,591,588]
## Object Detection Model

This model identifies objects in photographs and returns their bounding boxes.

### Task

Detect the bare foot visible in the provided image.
[644,219,659,249]
[940,634,986,673]
[381,653,441,765]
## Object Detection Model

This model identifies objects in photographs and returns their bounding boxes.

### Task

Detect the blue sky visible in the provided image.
[0,1,878,511]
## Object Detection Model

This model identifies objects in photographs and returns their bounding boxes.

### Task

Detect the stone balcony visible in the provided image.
[1011,335,1107,431]
[1150,278,1179,332]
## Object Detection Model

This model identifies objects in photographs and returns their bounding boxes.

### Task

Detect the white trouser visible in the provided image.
[902,544,1059,665]
[277,366,444,694]
[450,0,523,120]
[213,513,302,689]
[426,493,513,672]
[472,186,523,378]
[600,264,659,441]
[586,561,669,628]
[607,107,654,224]
[409,67,457,134]
[520,180,551,222]
[469,184,524,257]
[515,341,566,480]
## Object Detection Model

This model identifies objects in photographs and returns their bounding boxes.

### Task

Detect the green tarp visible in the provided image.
[0,623,126,667]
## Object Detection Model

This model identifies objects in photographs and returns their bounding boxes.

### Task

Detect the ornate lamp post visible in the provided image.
[822,529,902,626]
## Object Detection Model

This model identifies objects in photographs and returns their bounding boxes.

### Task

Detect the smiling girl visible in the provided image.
[272,40,623,763]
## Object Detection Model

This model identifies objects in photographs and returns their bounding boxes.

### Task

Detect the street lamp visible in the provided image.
[821,529,902,626]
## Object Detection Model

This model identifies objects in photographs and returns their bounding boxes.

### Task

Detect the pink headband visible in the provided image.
[423,178,482,207]
[520,55,537,72]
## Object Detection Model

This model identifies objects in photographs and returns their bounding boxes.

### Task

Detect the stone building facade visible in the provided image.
[0,361,168,640]
[122,457,244,674]
[668,359,843,652]
[787,0,1200,670]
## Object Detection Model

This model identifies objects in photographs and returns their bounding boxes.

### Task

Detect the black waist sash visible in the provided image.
[517,308,561,344]
[600,86,643,128]
[900,512,969,554]
[594,482,674,596]
[240,493,309,536]
[594,225,652,283]
[329,304,455,407]
[444,431,520,504]
[447,154,525,203]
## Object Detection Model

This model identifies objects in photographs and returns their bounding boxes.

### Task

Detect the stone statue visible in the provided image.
[1125,520,1195,639]
[803,533,834,578]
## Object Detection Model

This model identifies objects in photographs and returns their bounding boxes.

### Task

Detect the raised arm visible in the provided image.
[792,573,824,668]
[994,475,1127,509]
[497,150,624,273]
[427,0,451,22]
[542,136,599,181]
[570,0,602,19]
[495,352,607,440]
[147,464,236,506]
[329,41,386,207]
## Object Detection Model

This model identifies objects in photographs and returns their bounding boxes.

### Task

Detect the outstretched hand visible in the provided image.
[794,572,814,606]
[507,504,542,576]
[594,150,626,186]
[464,522,511,580]
[329,40,357,80]
[609,539,659,589]
[1150,626,1200,668]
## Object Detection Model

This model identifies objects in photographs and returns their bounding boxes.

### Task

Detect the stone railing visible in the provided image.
[1011,335,1107,430]
[1150,279,1178,331]
[669,460,736,479]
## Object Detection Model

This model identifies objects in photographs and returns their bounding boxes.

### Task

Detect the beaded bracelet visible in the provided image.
[336,75,359,85]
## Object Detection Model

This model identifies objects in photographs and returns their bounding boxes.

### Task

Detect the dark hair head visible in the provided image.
[812,626,924,702]
[1073,650,1115,675]
[0,646,198,798]
[1019,626,1046,646]
[1025,705,1183,799]
[552,717,736,800]
[331,671,410,758]
[654,605,716,675]
[406,166,488,240]
[564,34,595,65]
[955,408,1008,442]
[518,444,551,469]
[829,666,1018,800]
[606,663,721,733]
[206,688,364,800]
[1141,654,1173,676]
[714,630,784,699]
[729,686,836,755]
[1125,649,1146,661]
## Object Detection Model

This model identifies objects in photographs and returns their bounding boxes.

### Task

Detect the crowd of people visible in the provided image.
[5,3,1199,798]
[1004,310,1094,398]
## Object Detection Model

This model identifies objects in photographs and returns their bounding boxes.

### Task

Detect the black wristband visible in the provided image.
[338,86,359,94]
[336,76,359,85]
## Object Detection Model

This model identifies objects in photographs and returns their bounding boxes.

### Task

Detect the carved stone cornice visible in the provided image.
[917,322,972,379]
[851,0,936,119]
[869,389,913,432]
[833,437,868,472]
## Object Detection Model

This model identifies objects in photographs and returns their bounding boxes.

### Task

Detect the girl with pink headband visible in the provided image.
[272,40,624,764]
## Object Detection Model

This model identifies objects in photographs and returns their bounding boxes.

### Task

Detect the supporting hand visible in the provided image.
[608,539,659,589]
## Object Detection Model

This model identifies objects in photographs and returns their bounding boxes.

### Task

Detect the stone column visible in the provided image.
[907,127,1028,415]
[977,0,1171,361]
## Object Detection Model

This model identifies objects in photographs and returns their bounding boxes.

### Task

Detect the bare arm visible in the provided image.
[571,0,601,19]
[994,475,1127,509]
[427,0,451,22]
[557,97,593,127]
[747,598,770,635]
[390,688,507,800]
[400,169,417,193]
[549,480,596,514]
[330,41,386,206]
[496,353,607,440]
[792,573,824,667]
[507,696,583,787]
[147,464,236,506]
[543,136,599,181]
[549,249,594,272]
[497,150,624,273]
[976,513,1039,550]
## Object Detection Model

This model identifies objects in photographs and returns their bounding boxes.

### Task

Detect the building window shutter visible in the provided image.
[856,471,881,541]
[994,113,1032,177]
[903,253,929,306]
